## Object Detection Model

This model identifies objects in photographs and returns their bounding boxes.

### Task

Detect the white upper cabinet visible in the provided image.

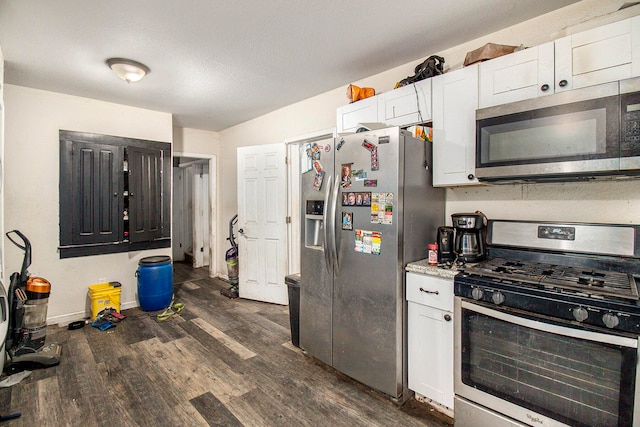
[555,15,640,92]
[336,96,378,133]
[336,80,432,133]
[479,42,554,108]
[377,79,432,126]
[432,64,479,187]
[480,15,640,108]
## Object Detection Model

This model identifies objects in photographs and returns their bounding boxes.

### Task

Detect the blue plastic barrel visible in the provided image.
[137,255,173,311]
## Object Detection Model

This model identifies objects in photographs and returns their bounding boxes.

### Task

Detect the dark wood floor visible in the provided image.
[0,262,453,427]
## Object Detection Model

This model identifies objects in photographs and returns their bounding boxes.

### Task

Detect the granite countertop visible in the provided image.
[405,258,462,279]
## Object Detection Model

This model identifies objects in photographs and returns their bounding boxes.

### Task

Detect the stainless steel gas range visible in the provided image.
[454,220,640,427]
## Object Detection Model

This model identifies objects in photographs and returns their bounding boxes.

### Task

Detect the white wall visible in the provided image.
[173,127,220,155]
[445,180,640,226]
[4,84,173,324]
[0,46,5,286]
[215,0,640,273]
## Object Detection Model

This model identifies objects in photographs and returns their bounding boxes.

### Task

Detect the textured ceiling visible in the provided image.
[0,0,580,131]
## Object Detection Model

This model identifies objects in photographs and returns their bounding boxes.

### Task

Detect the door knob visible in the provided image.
[238,228,244,234]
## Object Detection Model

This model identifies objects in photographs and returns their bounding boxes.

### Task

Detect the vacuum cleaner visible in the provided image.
[220,215,239,299]
[0,281,8,374]
[3,230,61,375]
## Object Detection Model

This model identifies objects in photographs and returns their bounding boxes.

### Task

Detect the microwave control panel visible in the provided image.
[621,92,640,154]
[623,111,640,140]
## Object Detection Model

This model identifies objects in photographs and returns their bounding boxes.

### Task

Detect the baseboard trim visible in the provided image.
[48,300,139,326]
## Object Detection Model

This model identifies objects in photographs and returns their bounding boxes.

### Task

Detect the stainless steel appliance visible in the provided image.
[437,226,455,263]
[299,126,445,404]
[451,212,487,263]
[454,220,640,427]
[475,76,640,182]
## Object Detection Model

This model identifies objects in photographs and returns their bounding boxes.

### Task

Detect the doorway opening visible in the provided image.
[172,152,217,278]
[284,128,335,276]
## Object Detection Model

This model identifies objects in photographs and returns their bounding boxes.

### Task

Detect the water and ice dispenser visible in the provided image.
[305,200,324,248]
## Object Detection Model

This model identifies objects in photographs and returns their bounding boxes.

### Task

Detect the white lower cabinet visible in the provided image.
[406,272,454,410]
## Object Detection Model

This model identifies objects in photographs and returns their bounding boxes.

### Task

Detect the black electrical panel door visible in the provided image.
[60,130,170,258]
[63,141,122,245]
[128,146,162,243]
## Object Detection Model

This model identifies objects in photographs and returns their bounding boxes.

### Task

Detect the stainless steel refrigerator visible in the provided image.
[299,126,445,403]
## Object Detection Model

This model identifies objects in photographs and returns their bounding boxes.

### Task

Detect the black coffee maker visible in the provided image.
[451,212,487,263]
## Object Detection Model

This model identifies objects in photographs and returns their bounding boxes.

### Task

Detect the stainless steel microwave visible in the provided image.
[475,77,640,182]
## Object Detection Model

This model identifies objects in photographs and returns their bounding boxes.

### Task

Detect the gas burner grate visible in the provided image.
[467,258,639,301]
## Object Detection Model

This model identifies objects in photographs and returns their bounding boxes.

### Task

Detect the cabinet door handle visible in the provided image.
[444,314,452,322]
[540,84,550,92]
[419,287,439,295]
[558,79,568,88]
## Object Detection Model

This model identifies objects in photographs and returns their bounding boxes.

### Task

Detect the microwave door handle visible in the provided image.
[323,174,333,274]
[331,174,340,273]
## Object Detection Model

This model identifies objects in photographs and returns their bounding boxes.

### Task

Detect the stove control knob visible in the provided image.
[492,291,505,305]
[471,288,484,301]
[602,312,620,329]
[572,307,588,322]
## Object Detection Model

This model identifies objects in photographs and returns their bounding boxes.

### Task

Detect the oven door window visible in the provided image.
[477,95,619,167]
[461,306,636,427]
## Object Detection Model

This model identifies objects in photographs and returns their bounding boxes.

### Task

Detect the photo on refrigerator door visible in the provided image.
[341,163,352,188]
[342,212,353,230]
[312,171,324,191]
[344,192,356,206]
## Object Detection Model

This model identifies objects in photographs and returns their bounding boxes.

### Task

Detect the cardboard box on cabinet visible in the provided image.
[464,43,520,66]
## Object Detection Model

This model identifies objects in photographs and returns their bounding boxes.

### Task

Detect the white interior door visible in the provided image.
[193,164,210,268]
[237,143,288,304]
[172,167,185,261]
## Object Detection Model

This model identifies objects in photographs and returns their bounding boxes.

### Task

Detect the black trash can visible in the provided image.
[285,274,301,347]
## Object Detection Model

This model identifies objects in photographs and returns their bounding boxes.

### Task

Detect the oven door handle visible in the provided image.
[458,298,638,348]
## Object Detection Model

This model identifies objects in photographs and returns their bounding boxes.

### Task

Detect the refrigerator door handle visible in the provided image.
[331,174,340,272]
[323,174,333,274]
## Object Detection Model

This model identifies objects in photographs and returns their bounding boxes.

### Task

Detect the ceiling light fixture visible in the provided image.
[106,58,150,83]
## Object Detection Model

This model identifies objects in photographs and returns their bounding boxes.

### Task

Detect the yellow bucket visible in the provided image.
[88,282,121,319]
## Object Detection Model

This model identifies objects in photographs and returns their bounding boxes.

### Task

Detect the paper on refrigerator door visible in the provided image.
[354,229,381,255]
[370,192,393,224]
